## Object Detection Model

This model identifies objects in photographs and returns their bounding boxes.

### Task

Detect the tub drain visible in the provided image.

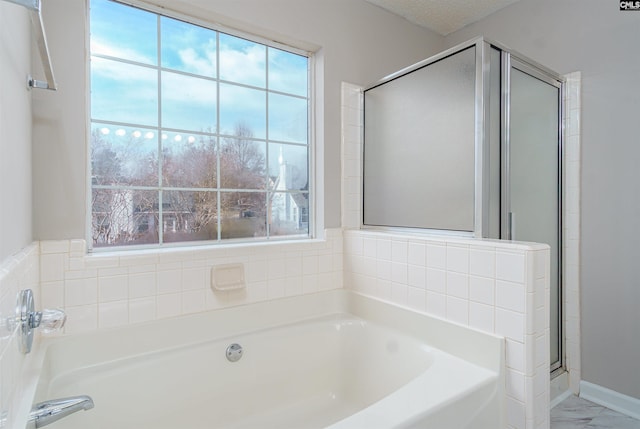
[226,343,243,362]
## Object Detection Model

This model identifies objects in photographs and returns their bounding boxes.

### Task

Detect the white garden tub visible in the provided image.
[23,290,504,429]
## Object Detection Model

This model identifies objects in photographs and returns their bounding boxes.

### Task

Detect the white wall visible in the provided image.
[445,0,640,401]
[32,0,88,242]
[0,2,33,262]
[32,0,444,241]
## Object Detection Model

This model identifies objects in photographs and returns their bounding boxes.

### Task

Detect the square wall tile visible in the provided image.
[65,278,98,306]
[391,240,408,262]
[407,287,426,312]
[426,291,446,318]
[129,298,156,324]
[446,296,469,325]
[507,397,526,429]
[426,268,446,293]
[470,276,495,305]
[407,265,426,289]
[98,275,129,302]
[247,259,267,283]
[157,269,181,294]
[40,240,69,254]
[99,300,129,328]
[156,293,182,319]
[391,262,407,284]
[426,243,446,269]
[507,369,526,402]
[182,267,207,290]
[469,302,494,333]
[470,248,495,278]
[129,272,157,299]
[64,305,98,334]
[41,253,65,282]
[496,251,526,283]
[407,242,426,266]
[446,272,469,299]
[496,308,525,343]
[446,245,469,273]
[40,281,64,308]
[391,283,408,306]
[182,290,206,314]
[376,239,392,261]
[496,280,526,313]
[506,339,525,372]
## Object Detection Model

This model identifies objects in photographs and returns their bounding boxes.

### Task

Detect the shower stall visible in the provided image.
[363,38,564,374]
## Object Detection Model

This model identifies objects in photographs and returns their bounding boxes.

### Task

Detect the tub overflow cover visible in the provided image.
[226,343,243,362]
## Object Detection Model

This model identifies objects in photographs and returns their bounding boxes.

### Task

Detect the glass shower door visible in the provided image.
[505,60,563,372]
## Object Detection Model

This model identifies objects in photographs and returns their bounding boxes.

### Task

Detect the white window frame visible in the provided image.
[86,0,319,252]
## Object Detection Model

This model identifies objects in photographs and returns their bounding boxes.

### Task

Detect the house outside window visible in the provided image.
[89,0,311,249]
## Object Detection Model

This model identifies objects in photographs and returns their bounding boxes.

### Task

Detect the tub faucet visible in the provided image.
[27,396,94,428]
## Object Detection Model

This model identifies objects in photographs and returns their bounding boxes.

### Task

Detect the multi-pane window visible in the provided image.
[89,0,310,248]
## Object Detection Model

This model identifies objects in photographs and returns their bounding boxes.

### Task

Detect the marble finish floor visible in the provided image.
[551,395,640,429]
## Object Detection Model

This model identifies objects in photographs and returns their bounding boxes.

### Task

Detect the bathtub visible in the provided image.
[19,290,504,429]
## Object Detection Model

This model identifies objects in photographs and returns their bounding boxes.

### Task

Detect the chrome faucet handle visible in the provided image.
[16,289,67,354]
[37,308,67,333]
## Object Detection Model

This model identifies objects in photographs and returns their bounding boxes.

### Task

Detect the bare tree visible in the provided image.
[220,123,266,218]
[91,122,274,245]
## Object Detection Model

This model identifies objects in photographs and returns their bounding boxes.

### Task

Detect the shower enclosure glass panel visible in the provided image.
[362,39,565,374]
[363,47,476,232]
[506,62,562,371]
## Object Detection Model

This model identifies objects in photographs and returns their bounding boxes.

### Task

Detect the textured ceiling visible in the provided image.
[364,0,522,35]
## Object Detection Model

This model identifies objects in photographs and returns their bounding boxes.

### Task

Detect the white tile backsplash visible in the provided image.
[34,232,343,334]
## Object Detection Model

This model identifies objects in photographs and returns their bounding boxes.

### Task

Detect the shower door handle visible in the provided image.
[509,212,515,240]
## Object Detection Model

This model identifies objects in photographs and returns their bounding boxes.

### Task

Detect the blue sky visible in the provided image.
[89,0,308,167]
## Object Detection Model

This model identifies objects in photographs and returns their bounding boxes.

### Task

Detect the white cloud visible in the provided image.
[176,44,216,76]
[91,39,155,65]
[219,43,266,87]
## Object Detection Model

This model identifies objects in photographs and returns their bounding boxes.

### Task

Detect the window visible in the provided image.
[89,0,311,249]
